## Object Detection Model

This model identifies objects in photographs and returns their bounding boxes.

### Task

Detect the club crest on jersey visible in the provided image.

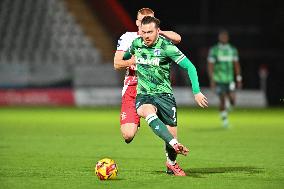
[154,49,160,56]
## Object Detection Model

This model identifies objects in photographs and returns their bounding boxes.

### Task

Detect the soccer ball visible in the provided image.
[94,158,118,180]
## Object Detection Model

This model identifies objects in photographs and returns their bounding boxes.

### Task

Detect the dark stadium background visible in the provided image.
[0,1,284,188]
[105,0,284,106]
[0,0,283,106]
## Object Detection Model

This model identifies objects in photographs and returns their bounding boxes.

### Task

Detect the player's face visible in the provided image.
[218,32,229,44]
[141,22,160,46]
[136,13,154,33]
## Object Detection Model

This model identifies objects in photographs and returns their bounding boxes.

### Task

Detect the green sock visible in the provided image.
[145,114,174,144]
[165,143,177,164]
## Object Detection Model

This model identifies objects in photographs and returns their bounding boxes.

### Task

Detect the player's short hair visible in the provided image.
[141,16,160,28]
[137,8,154,17]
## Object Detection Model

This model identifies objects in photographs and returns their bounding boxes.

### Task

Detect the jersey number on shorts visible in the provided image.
[172,107,176,122]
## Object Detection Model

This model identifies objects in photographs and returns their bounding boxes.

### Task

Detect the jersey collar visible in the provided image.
[218,42,230,49]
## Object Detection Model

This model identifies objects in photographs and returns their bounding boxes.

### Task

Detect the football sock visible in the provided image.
[220,110,229,126]
[145,114,174,144]
[226,99,234,112]
[225,99,231,111]
[165,143,177,165]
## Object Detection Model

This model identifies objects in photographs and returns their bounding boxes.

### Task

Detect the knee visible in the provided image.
[136,108,144,118]
[122,132,134,140]
[121,124,137,143]
[137,104,156,118]
[122,132,135,144]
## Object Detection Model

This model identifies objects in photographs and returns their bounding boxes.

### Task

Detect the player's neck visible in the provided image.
[218,42,229,47]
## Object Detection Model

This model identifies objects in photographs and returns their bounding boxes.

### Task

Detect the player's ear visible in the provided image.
[136,19,140,27]
[157,28,160,34]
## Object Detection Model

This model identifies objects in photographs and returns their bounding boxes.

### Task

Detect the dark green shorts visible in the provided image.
[215,82,235,96]
[136,93,177,126]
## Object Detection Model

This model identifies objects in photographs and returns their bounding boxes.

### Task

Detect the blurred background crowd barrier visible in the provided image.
[0,0,283,107]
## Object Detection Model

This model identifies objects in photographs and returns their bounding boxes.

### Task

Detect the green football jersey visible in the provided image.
[207,43,239,83]
[129,36,186,95]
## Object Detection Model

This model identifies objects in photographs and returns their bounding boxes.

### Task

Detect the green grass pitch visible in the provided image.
[0,107,283,189]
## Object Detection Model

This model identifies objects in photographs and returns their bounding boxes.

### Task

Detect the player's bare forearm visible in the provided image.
[113,51,135,70]
[114,58,135,70]
[159,30,181,44]
[207,62,216,90]
[234,61,241,76]
[234,61,242,88]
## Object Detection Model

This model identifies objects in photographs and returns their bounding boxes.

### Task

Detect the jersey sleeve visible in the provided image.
[123,50,132,60]
[129,40,136,54]
[233,47,239,62]
[207,47,216,63]
[123,40,136,59]
[165,44,186,64]
[116,33,132,51]
[178,57,200,94]
[165,43,201,94]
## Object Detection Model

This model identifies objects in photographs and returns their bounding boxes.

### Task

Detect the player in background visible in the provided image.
[125,16,208,176]
[113,8,181,144]
[207,29,242,128]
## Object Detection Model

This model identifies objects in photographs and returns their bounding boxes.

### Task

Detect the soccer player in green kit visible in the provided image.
[124,16,208,176]
[207,30,242,128]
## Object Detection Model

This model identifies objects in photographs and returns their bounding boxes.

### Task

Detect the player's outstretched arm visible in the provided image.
[178,57,208,108]
[159,30,181,44]
[113,51,135,70]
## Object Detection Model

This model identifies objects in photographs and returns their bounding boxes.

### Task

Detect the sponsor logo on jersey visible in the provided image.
[136,57,160,66]
[217,55,234,62]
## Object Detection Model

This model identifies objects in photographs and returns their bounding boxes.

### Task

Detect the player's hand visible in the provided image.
[194,92,208,108]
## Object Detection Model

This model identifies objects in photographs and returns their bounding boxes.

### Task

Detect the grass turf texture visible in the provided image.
[0,107,283,189]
